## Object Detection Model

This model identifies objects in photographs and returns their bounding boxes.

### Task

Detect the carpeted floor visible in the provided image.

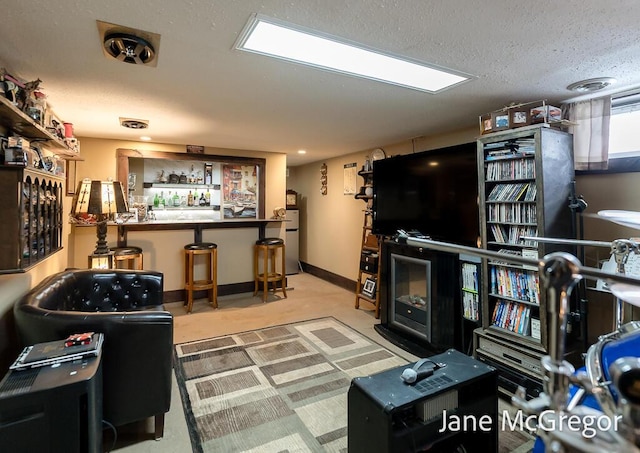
[173,316,536,453]
[174,317,409,452]
[107,274,535,452]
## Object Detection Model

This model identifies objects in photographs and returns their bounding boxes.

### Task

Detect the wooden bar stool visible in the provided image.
[184,242,218,313]
[111,246,144,270]
[253,237,286,303]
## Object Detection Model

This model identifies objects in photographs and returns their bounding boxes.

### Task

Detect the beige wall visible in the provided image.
[0,138,285,298]
[576,171,640,338]
[2,125,637,344]
[289,126,478,280]
[66,138,287,292]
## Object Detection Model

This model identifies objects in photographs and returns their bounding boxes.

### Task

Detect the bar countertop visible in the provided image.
[73,217,286,246]
[119,217,285,244]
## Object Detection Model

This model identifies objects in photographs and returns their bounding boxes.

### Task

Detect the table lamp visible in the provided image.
[70,178,129,268]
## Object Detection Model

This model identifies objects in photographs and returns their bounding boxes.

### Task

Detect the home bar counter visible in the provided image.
[96,147,288,296]
[72,216,286,299]
[115,217,284,246]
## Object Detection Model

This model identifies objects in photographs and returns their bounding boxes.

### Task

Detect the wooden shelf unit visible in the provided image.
[0,96,81,160]
[354,167,383,318]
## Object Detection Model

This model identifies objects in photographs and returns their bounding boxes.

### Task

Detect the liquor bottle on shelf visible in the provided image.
[153,193,159,208]
[167,191,173,207]
[205,190,211,206]
[187,190,194,207]
[173,191,180,207]
[199,193,207,206]
[158,192,165,209]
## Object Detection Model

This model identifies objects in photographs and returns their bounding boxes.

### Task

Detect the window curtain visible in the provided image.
[564,96,611,170]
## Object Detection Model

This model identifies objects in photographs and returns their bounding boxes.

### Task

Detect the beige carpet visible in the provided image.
[110,273,535,452]
[173,317,409,452]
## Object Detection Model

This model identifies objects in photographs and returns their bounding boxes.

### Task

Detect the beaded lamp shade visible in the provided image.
[71,178,128,258]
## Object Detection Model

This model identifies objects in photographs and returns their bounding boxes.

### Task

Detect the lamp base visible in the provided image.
[94,220,110,255]
[89,251,115,269]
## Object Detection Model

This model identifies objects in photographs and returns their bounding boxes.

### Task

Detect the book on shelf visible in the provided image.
[487,182,532,202]
[463,291,480,321]
[490,265,540,303]
[491,300,532,335]
[485,158,536,181]
[530,317,540,339]
[461,262,479,291]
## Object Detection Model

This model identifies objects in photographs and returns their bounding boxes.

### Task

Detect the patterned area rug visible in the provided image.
[174,317,409,452]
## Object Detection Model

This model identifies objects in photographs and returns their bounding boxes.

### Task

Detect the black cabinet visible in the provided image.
[0,167,64,273]
[378,240,461,353]
[0,351,103,452]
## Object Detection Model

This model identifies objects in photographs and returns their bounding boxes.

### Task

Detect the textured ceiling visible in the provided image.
[1,1,640,166]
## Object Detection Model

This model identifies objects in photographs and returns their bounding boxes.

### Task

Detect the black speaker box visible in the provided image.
[348,349,498,453]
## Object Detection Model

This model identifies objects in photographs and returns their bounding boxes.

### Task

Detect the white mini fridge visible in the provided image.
[285,209,299,274]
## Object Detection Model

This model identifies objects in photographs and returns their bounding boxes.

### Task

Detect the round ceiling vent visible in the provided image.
[567,77,616,93]
[104,33,155,65]
[120,118,149,129]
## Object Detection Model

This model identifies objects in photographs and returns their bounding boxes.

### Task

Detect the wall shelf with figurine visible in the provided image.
[0,86,81,160]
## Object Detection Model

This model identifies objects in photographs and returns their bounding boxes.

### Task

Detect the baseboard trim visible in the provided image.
[164,281,255,303]
[299,261,356,292]
[163,263,357,303]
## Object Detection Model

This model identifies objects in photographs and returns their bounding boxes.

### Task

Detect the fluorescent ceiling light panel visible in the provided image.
[235,15,473,93]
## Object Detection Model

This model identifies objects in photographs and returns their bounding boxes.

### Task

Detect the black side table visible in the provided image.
[0,349,103,453]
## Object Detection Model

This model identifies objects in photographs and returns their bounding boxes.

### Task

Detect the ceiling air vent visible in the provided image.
[97,20,161,67]
[104,33,155,65]
[567,77,616,93]
[120,118,149,129]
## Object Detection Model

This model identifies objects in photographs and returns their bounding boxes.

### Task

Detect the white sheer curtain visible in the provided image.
[565,96,611,170]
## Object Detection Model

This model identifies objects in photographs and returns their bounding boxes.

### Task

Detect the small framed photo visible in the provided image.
[491,112,510,131]
[480,114,493,134]
[362,277,377,298]
[509,108,530,128]
[530,106,547,123]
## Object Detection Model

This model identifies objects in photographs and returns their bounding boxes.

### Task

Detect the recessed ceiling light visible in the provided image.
[567,77,616,92]
[140,136,152,141]
[297,149,307,154]
[235,14,474,93]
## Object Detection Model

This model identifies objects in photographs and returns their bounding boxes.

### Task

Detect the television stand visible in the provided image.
[374,323,437,357]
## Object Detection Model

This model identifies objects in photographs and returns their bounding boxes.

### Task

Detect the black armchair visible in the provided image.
[13,269,173,439]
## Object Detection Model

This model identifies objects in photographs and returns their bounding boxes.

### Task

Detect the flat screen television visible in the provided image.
[372,142,479,246]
